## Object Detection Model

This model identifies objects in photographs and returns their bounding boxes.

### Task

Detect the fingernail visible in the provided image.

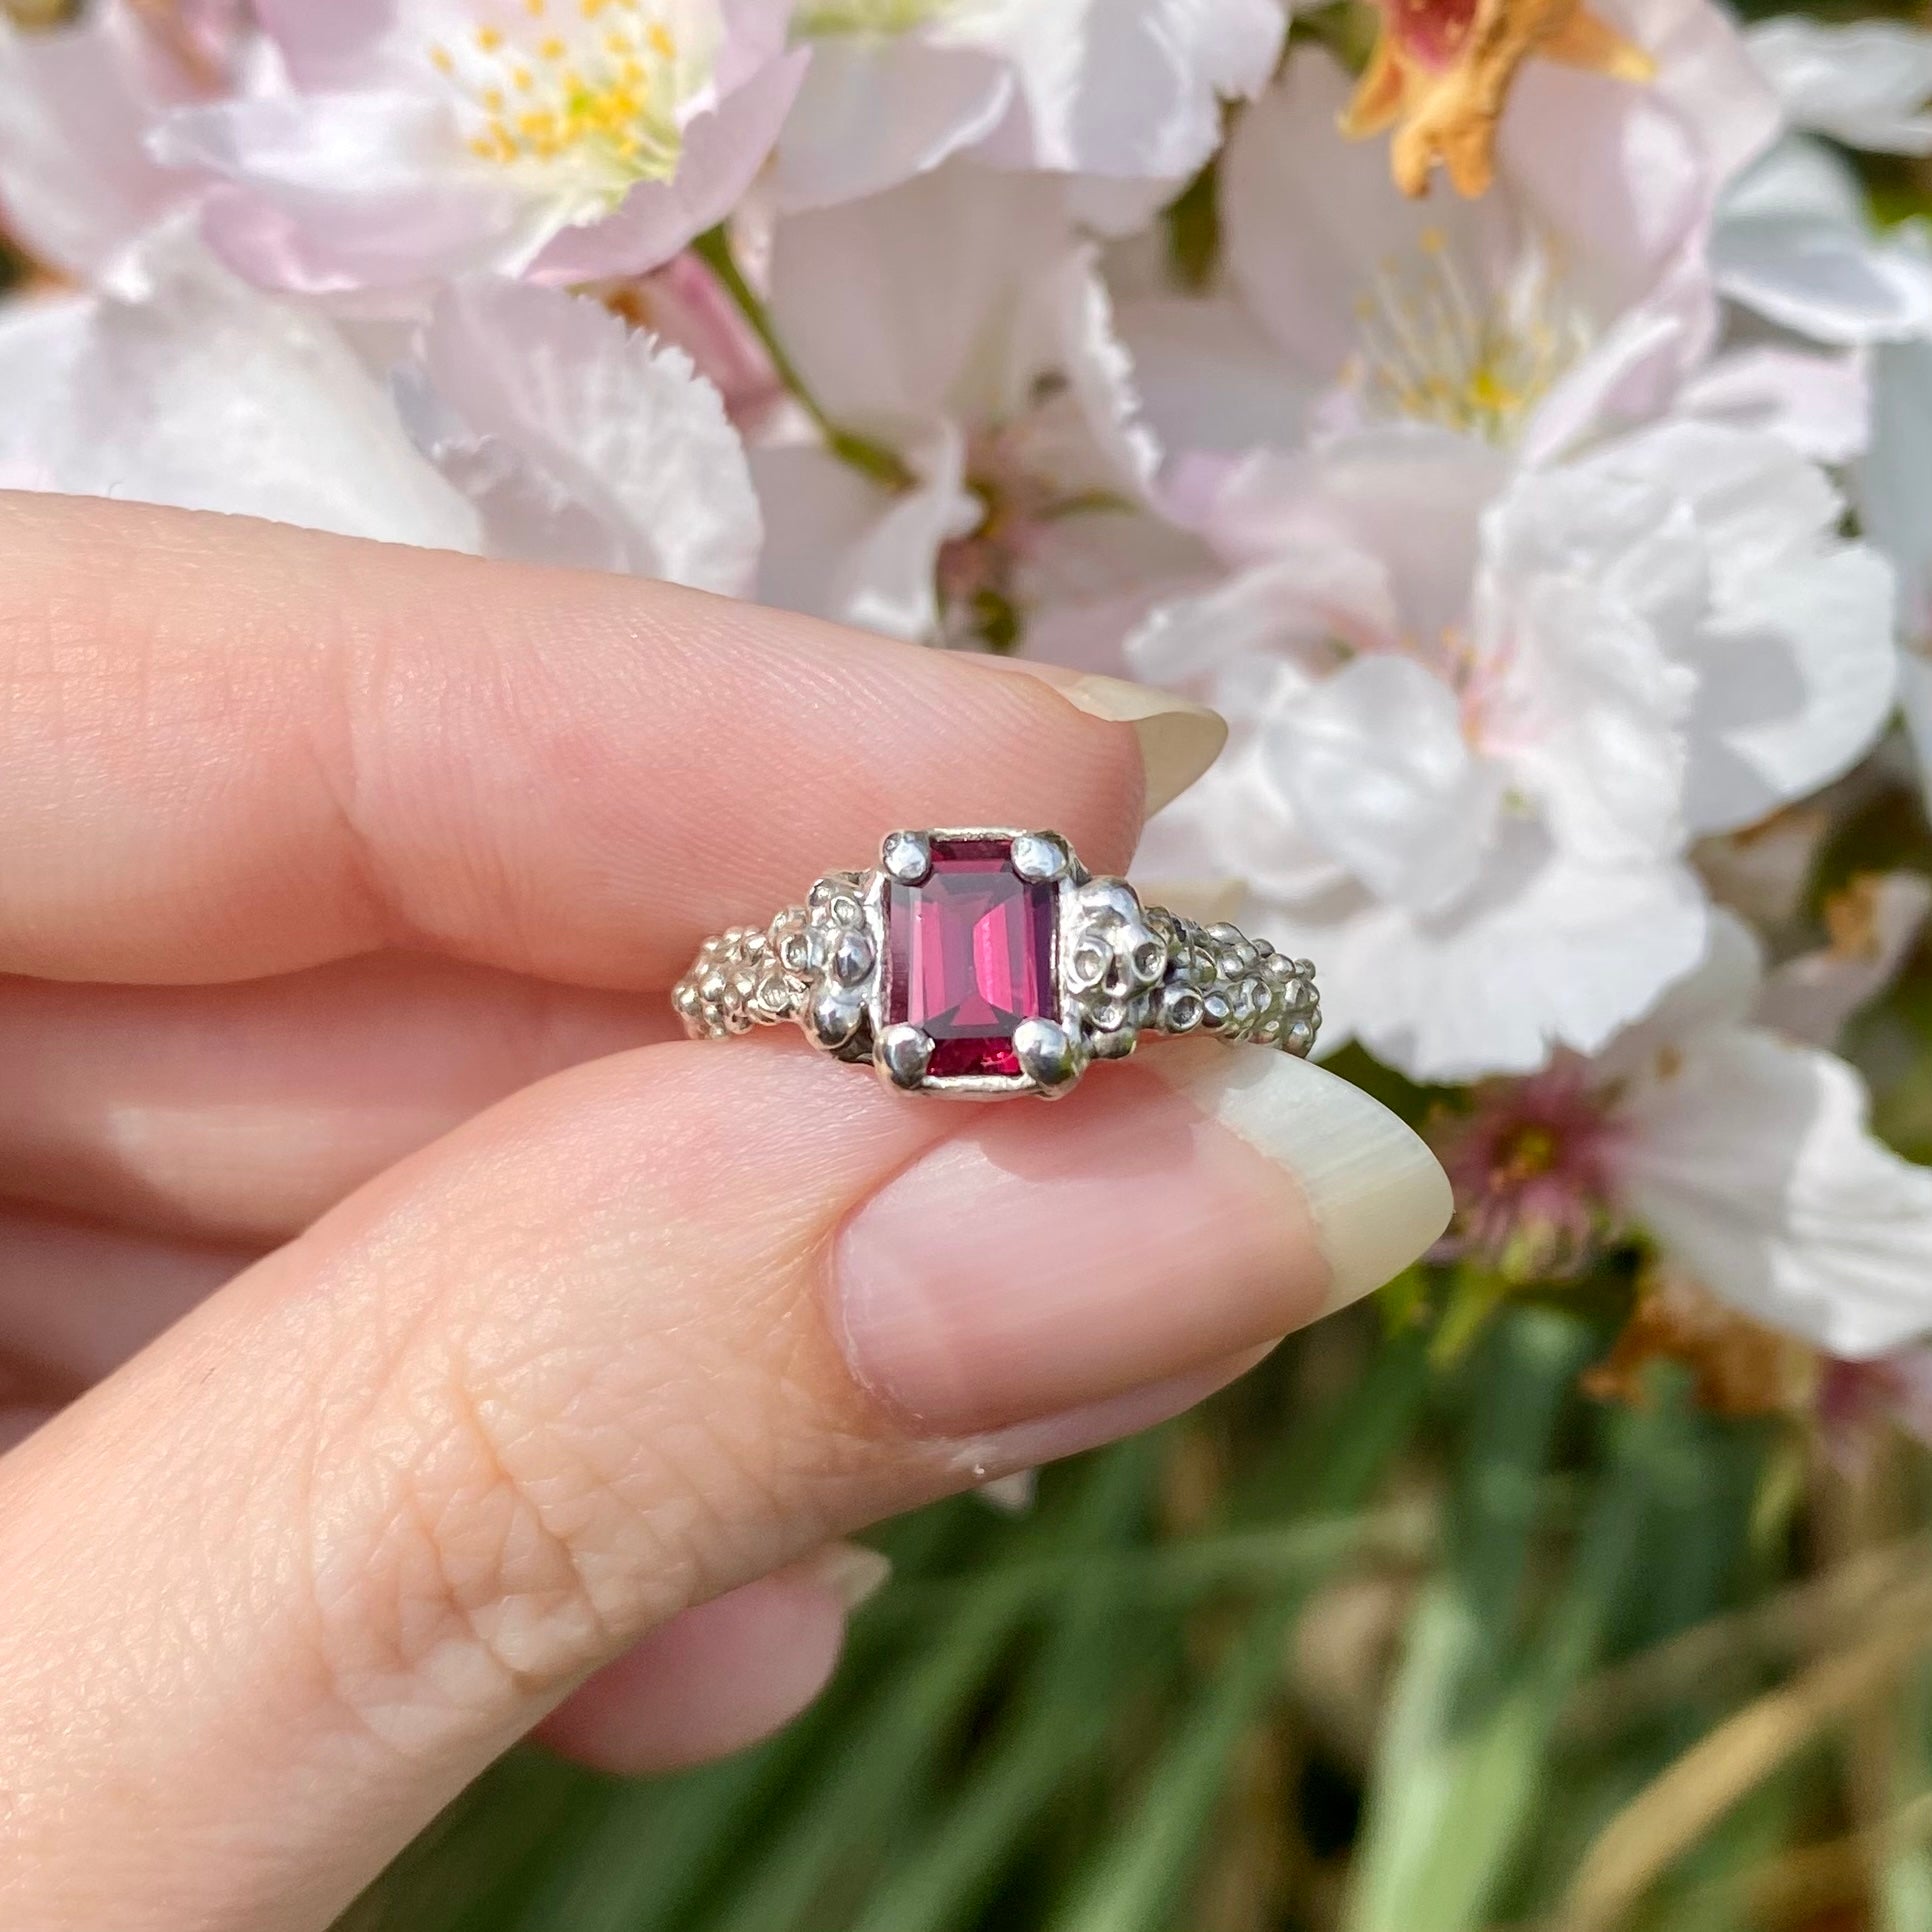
[834,1054,1448,1437]
[1022,665,1228,816]
[796,1541,893,1612]
[1144,1049,1454,1317]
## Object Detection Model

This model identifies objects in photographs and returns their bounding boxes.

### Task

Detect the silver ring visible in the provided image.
[672,828,1320,1099]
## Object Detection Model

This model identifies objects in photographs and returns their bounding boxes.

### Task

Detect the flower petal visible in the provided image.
[750,423,979,641]
[156,88,545,290]
[1281,834,1711,1080]
[1115,291,1311,463]
[0,236,474,545]
[0,1,194,283]
[1757,873,1932,1049]
[774,34,1012,210]
[1265,654,1505,917]
[1618,1027,1932,1356]
[766,162,1074,425]
[1582,423,1898,835]
[1856,322,1932,641]
[396,277,760,592]
[1748,17,1932,157]
[1675,344,1871,463]
[973,0,1284,181]
[1490,571,1694,867]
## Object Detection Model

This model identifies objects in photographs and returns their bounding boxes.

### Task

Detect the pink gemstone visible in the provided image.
[886,837,1058,1078]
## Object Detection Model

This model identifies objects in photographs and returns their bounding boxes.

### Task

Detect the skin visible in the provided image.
[0,494,1378,1932]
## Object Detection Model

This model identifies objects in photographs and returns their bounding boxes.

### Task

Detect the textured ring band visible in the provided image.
[672,828,1319,1099]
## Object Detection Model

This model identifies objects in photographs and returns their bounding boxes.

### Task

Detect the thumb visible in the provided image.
[0,1038,1447,1932]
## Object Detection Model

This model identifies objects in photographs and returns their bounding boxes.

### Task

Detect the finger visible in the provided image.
[0,954,677,1244]
[0,494,1217,984]
[0,1207,248,1384]
[0,1040,1448,1931]
[534,1546,888,1776]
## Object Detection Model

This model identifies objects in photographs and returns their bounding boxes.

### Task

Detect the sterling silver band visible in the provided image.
[672,828,1319,1099]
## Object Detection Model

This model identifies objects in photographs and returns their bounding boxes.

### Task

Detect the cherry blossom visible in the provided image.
[1433,896,1932,1356]
[1127,422,1895,1080]
[1121,16,1780,477]
[149,0,805,300]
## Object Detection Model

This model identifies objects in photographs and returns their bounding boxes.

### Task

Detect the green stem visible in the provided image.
[692,225,914,492]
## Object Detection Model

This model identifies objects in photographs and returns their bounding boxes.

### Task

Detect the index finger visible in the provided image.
[0,493,1222,984]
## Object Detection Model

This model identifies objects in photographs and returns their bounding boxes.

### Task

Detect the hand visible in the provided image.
[0,494,1450,1932]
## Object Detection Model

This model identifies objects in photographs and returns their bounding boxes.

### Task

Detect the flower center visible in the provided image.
[1433,1062,1619,1281]
[431,0,697,202]
[1344,229,1589,443]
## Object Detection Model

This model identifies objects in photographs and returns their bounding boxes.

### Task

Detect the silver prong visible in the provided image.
[1014,1017,1080,1094]
[878,1022,935,1090]
[1010,832,1069,883]
[882,831,933,884]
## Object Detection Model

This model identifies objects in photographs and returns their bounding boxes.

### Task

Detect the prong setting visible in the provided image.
[1010,832,1070,883]
[881,830,933,884]
[1013,1017,1081,1093]
[878,1022,936,1090]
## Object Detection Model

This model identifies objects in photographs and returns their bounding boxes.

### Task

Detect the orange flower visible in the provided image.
[1342,0,1655,197]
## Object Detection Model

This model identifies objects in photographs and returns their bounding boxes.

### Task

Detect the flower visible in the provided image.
[0,236,760,590]
[1342,0,1652,199]
[149,0,805,300]
[1433,895,1932,1356]
[1127,421,1895,1080]
[775,0,1285,212]
[1434,1058,1620,1280]
[1123,25,1781,478]
[751,163,1206,649]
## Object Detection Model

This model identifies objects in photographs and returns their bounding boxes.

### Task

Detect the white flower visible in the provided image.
[1747,16,1932,156]
[752,163,1206,647]
[1128,422,1895,1080]
[775,0,1284,212]
[1439,900,1932,1357]
[0,238,759,593]
[151,0,805,300]
[1122,17,1781,475]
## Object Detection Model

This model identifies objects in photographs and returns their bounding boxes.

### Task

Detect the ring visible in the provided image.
[672,828,1320,1098]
